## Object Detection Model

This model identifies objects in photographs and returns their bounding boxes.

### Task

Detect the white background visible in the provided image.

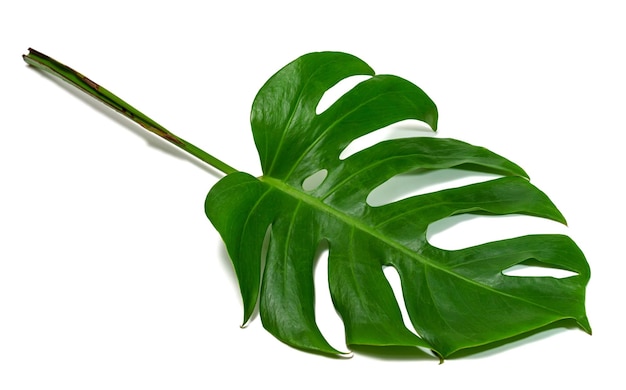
[1,1,623,388]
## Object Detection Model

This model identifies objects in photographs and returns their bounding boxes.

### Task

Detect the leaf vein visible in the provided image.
[283,90,399,181]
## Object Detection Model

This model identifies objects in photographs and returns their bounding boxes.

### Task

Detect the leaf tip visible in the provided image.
[338,350,354,359]
[240,317,253,329]
[431,350,445,364]
[578,317,592,335]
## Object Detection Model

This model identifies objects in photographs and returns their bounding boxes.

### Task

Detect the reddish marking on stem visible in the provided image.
[141,124,185,146]
[80,74,100,91]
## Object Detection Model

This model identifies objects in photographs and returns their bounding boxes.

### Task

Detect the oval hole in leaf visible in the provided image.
[367,169,501,207]
[302,169,328,191]
[502,259,578,279]
[427,214,569,251]
[316,75,371,115]
[340,120,435,160]
[313,240,348,352]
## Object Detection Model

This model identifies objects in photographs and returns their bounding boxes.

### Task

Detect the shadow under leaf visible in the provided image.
[349,344,439,362]
[447,319,585,360]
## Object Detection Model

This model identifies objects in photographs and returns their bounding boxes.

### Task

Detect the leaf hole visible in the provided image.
[302,169,328,191]
[382,265,421,337]
[316,75,371,115]
[313,240,348,351]
[367,168,501,207]
[502,259,578,279]
[340,120,435,160]
[427,214,568,251]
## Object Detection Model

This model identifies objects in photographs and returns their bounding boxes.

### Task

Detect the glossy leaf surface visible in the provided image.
[205,52,590,358]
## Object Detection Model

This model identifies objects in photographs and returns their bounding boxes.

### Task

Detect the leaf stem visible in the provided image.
[23,48,238,175]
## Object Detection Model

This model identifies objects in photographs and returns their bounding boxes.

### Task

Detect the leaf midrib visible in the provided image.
[262,176,439,270]
[260,176,570,319]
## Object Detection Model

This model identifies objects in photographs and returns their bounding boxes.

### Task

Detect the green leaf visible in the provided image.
[205,52,591,358]
[22,48,591,360]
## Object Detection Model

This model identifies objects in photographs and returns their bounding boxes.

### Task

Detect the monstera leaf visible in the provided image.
[23,49,590,360]
[204,52,591,358]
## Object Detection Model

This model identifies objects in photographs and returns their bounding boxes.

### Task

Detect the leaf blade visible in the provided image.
[206,51,590,358]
